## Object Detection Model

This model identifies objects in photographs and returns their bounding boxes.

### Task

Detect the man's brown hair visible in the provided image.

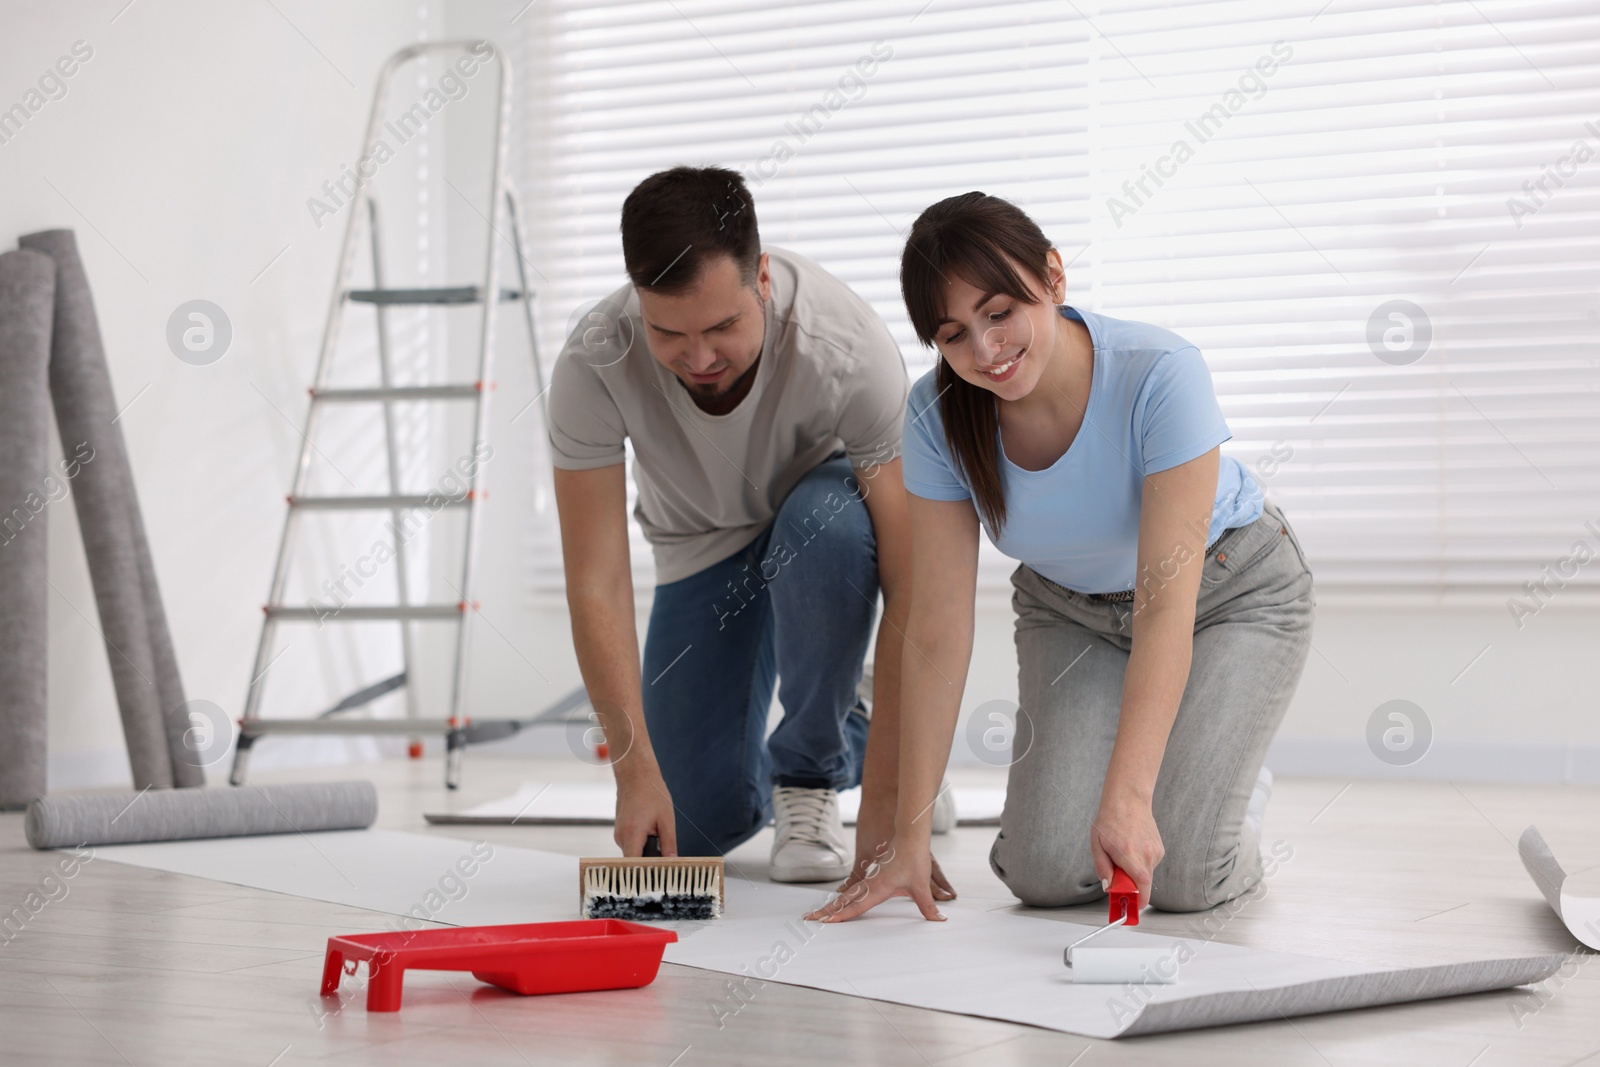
[620,165,760,295]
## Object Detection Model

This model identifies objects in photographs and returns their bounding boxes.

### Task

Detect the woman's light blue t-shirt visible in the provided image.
[901,306,1262,594]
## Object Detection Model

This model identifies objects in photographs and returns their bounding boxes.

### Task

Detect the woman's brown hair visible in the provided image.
[900,192,1056,532]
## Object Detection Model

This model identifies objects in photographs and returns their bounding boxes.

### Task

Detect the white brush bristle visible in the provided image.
[581,861,722,920]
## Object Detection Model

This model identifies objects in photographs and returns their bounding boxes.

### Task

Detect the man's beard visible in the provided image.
[684,355,760,399]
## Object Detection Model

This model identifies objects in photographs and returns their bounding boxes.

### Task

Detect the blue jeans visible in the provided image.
[641,454,876,856]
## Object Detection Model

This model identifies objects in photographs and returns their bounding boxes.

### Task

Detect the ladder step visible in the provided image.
[265,604,469,621]
[312,384,483,402]
[346,285,527,305]
[289,492,472,511]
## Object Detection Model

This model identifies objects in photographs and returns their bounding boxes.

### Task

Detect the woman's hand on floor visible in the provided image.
[843,798,956,907]
[838,853,956,906]
[803,837,949,923]
[835,847,957,908]
[1090,788,1164,906]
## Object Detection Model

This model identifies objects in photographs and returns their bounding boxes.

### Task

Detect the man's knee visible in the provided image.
[774,464,870,554]
[989,833,1102,908]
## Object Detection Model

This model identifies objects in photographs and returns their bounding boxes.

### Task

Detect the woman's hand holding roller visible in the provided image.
[1089,781,1163,905]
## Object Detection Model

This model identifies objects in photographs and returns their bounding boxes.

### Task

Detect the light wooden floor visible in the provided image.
[1,757,1596,1066]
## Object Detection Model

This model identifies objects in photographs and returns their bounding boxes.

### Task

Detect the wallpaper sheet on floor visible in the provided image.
[93,828,1562,1039]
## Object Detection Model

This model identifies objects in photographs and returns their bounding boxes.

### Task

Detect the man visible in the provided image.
[547,165,913,882]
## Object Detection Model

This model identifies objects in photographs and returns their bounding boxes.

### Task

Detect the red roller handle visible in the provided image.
[1108,867,1140,926]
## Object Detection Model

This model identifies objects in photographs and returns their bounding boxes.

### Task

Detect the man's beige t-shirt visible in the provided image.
[547,247,909,585]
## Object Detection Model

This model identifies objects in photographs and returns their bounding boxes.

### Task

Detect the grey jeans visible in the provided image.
[989,498,1314,912]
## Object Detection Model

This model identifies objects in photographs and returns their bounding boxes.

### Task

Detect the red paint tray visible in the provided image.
[320,919,678,1011]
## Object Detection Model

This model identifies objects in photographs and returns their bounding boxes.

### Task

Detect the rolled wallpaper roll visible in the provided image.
[0,249,56,809]
[19,228,202,789]
[25,780,379,849]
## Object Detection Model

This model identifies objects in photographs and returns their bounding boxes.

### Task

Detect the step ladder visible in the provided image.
[230,40,554,790]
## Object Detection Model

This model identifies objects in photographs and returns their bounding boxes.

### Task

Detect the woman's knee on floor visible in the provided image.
[988,832,1103,908]
[1147,838,1264,913]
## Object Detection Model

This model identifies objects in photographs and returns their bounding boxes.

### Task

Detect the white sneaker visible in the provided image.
[770,786,850,883]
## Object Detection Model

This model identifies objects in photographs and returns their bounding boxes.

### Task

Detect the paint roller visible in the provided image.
[1063,867,1180,985]
[25,781,379,850]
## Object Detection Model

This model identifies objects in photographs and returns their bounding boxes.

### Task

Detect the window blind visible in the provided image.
[520,0,1600,602]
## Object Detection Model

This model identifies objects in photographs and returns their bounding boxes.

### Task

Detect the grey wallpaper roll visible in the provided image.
[129,504,198,783]
[25,780,379,849]
[1122,953,1567,1037]
[0,250,56,810]
[19,228,202,789]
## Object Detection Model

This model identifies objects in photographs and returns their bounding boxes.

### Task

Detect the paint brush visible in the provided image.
[579,835,725,921]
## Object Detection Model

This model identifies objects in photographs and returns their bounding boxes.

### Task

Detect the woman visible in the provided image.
[814,192,1313,921]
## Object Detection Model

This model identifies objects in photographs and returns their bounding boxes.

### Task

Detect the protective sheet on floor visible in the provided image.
[422,781,1008,827]
[1519,825,1600,951]
[92,829,1562,1039]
